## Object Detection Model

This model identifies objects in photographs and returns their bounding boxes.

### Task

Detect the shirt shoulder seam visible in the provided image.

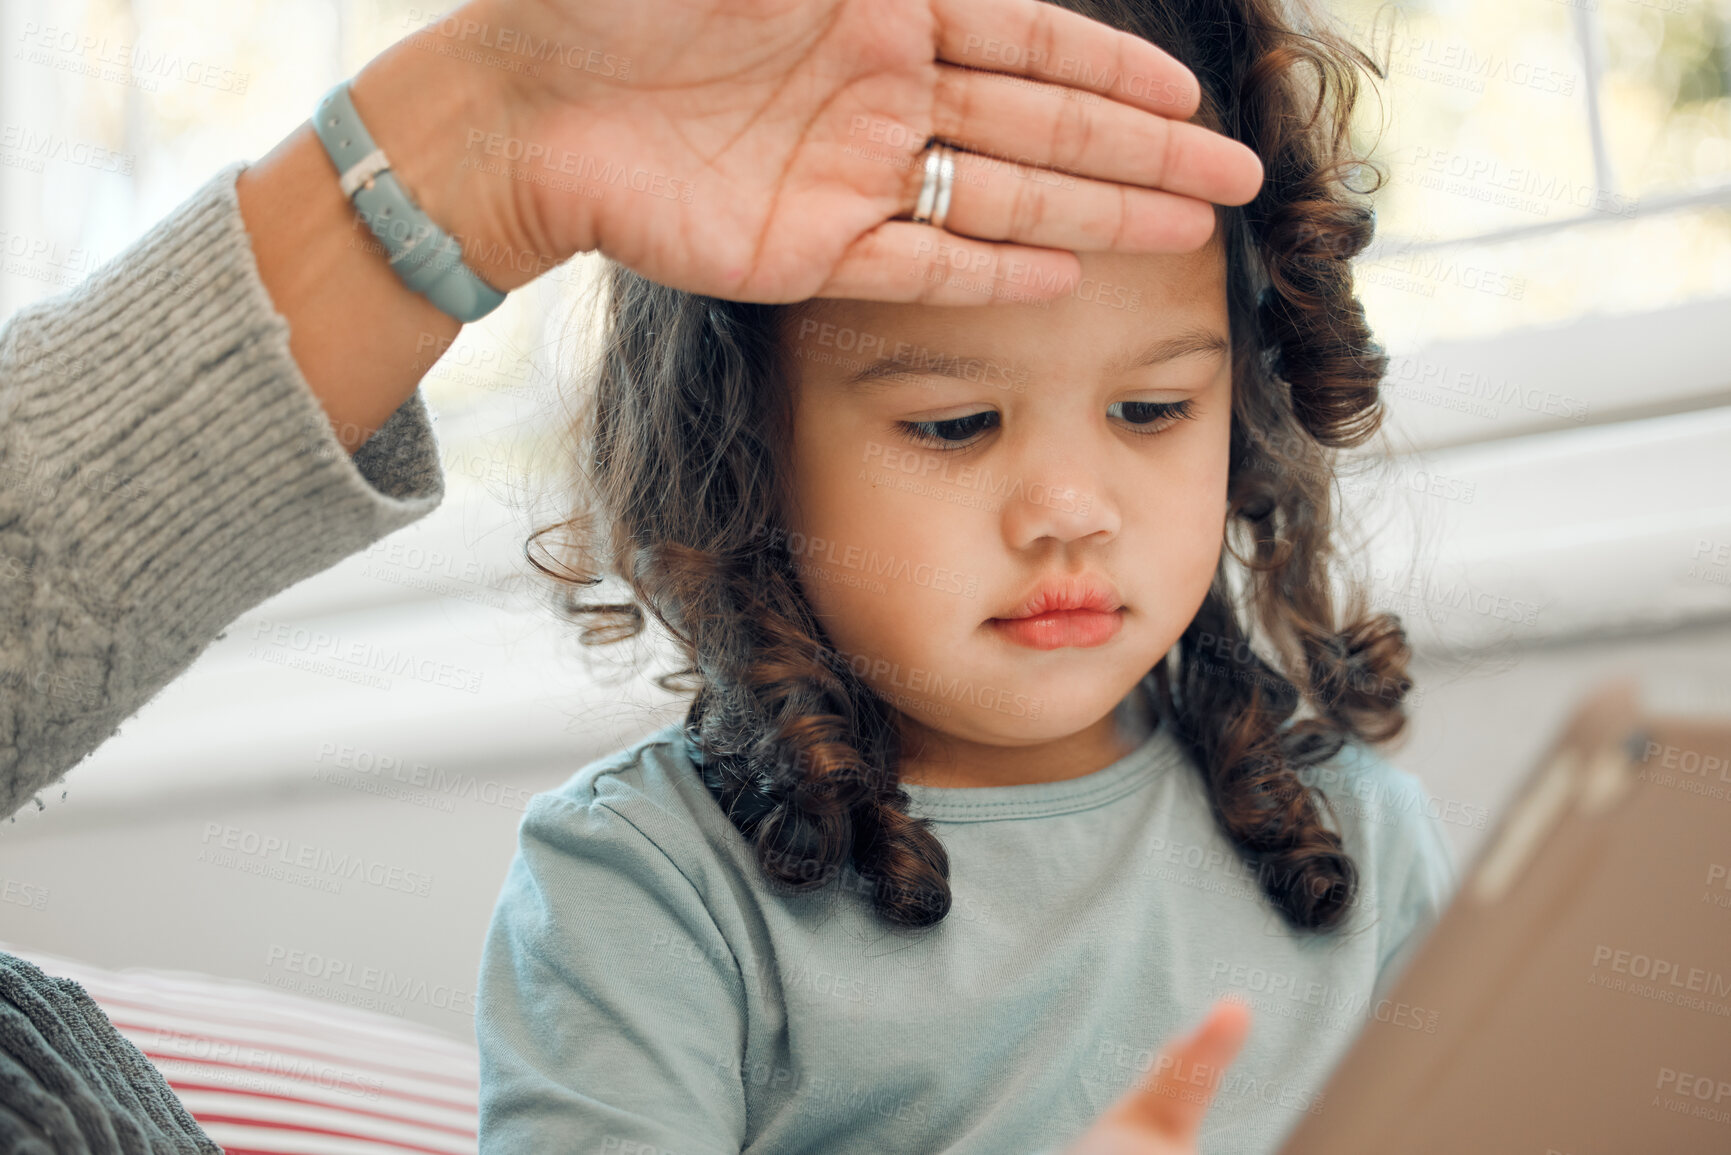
[541,734,747,995]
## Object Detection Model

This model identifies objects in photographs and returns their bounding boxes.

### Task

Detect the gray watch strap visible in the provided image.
[311,81,506,323]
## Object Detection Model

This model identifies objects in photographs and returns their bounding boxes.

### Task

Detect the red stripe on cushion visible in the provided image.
[165,1080,476,1138]
[87,989,471,1058]
[141,1052,473,1113]
[111,1019,478,1087]
[192,1114,465,1155]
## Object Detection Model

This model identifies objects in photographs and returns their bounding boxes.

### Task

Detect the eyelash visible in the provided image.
[895,399,1196,449]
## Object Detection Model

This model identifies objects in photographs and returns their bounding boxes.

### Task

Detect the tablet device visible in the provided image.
[1277,680,1731,1155]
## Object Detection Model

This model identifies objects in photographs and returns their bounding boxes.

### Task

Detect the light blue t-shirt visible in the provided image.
[476,716,1457,1154]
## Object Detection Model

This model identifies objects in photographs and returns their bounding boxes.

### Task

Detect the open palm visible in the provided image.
[481,0,1265,303]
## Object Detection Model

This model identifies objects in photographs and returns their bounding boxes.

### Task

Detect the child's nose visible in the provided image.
[993,453,1120,551]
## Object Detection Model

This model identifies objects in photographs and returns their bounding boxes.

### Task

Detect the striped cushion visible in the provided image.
[0,943,477,1155]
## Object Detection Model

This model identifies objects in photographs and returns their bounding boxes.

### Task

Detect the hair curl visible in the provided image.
[528,0,1410,934]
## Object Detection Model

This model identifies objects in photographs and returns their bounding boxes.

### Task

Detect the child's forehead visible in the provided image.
[784,241,1230,359]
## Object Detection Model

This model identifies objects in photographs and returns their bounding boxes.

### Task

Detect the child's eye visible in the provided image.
[1110,398,1195,433]
[894,399,1195,449]
[896,410,1000,446]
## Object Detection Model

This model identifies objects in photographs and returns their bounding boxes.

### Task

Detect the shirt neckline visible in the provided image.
[899,715,1187,823]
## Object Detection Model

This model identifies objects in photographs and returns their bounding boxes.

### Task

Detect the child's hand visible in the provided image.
[1060,998,1252,1155]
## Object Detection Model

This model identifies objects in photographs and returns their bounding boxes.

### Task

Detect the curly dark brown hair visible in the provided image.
[527,0,1410,935]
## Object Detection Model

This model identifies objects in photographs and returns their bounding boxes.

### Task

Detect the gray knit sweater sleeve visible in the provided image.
[0,160,446,821]
[0,953,220,1153]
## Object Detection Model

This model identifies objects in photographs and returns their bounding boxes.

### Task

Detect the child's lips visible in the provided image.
[987,608,1124,650]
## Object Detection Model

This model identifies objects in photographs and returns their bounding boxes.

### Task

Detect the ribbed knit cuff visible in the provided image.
[0,161,445,817]
[0,952,221,1153]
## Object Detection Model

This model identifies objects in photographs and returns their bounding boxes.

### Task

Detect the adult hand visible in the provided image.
[1061,998,1252,1155]
[363,0,1264,304]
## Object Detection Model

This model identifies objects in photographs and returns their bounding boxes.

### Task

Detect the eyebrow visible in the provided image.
[833,324,1230,391]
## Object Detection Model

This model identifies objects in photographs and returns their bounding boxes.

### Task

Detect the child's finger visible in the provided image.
[1111,997,1253,1138]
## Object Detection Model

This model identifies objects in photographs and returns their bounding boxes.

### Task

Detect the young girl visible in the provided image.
[475,0,1457,1151]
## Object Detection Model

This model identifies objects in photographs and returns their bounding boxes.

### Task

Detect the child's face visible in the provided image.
[782,241,1231,758]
